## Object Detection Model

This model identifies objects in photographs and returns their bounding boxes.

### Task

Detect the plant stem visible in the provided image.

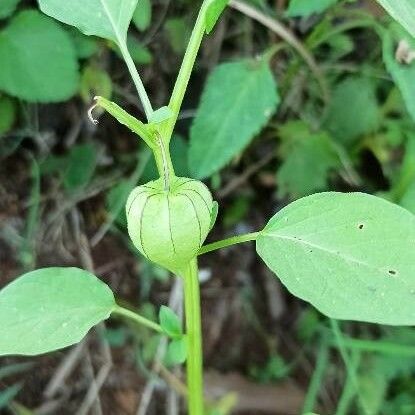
[119,41,154,121]
[184,258,204,415]
[162,0,210,142]
[113,305,163,334]
[199,232,260,255]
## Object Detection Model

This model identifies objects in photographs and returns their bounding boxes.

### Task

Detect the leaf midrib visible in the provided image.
[99,0,125,44]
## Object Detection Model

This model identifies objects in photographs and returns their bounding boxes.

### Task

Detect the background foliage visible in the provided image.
[1,0,415,414]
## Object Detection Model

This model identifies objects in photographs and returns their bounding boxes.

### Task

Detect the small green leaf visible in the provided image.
[189,59,279,178]
[63,143,98,192]
[39,0,138,44]
[0,268,115,356]
[0,95,16,135]
[126,36,153,64]
[0,0,20,19]
[377,0,415,38]
[149,106,173,124]
[68,27,99,59]
[286,0,338,17]
[0,10,79,102]
[383,23,415,123]
[165,337,187,366]
[277,124,340,198]
[159,305,182,338]
[257,192,415,325]
[165,18,191,53]
[133,0,152,31]
[80,66,112,102]
[323,76,379,145]
[205,0,229,34]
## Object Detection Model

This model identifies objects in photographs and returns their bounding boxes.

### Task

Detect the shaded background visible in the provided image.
[1,0,415,414]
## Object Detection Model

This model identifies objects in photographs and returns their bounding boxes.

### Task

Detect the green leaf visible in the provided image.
[0,10,79,102]
[0,95,16,135]
[63,143,98,192]
[126,36,152,64]
[205,0,229,34]
[165,337,187,366]
[0,0,20,19]
[165,18,191,53]
[189,59,279,178]
[38,0,138,44]
[0,268,115,356]
[159,305,182,338]
[400,182,415,215]
[377,0,415,38]
[80,66,112,102]
[256,192,415,325]
[383,23,415,123]
[133,0,151,31]
[68,27,99,59]
[277,123,340,198]
[323,76,379,145]
[286,0,338,17]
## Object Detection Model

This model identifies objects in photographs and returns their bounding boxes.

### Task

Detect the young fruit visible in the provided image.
[126,176,214,274]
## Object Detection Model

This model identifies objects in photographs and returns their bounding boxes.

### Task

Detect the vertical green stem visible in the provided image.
[119,41,154,121]
[184,258,204,415]
[162,0,210,142]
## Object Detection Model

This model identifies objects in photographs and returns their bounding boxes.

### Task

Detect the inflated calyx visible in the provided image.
[126,176,214,274]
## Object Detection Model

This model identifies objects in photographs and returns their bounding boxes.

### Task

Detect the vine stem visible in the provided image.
[199,232,260,255]
[118,41,154,121]
[112,305,163,334]
[162,0,211,142]
[183,258,204,415]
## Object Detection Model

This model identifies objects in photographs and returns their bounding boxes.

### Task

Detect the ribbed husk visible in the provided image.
[126,176,214,274]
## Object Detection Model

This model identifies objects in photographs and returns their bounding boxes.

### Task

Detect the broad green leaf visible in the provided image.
[0,10,79,102]
[0,0,20,19]
[0,268,115,356]
[323,76,379,145]
[277,123,340,198]
[165,337,187,366]
[205,0,229,34]
[383,24,415,123]
[0,96,16,135]
[64,143,98,192]
[377,0,415,38]
[133,0,151,31]
[38,0,138,44]
[189,60,279,178]
[159,306,182,338]
[286,0,338,18]
[257,192,415,325]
